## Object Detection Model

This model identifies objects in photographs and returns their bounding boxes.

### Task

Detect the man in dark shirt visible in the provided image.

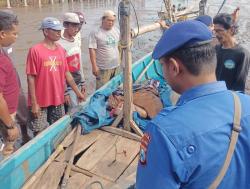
[213,13,250,91]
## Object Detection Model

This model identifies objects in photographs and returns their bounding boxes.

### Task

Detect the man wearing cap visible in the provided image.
[214,13,250,92]
[136,20,250,189]
[89,10,120,89]
[74,11,86,50]
[58,12,86,112]
[26,17,85,136]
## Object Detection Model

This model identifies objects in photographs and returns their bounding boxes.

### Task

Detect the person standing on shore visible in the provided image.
[213,12,250,92]
[0,11,20,156]
[89,10,120,89]
[74,11,86,51]
[26,17,85,136]
[58,12,86,113]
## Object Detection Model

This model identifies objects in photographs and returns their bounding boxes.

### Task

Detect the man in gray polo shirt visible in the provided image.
[89,10,120,89]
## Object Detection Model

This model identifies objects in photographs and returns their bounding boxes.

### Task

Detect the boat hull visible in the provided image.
[0,53,163,189]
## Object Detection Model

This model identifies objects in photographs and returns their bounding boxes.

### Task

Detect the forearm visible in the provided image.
[27,75,37,106]
[65,72,82,96]
[89,48,97,68]
[0,94,13,126]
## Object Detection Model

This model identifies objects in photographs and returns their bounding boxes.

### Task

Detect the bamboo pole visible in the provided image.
[119,0,132,131]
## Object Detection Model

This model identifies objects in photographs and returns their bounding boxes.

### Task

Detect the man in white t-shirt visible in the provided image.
[89,10,120,89]
[57,12,86,112]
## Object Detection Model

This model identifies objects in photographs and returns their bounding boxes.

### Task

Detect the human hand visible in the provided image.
[156,20,170,29]
[31,103,40,118]
[92,65,99,77]
[64,95,71,106]
[6,124,19,141]
[81,86,87,99]
[77,92,85,102]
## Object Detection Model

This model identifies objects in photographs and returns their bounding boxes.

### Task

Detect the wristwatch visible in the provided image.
[3,121,16,129]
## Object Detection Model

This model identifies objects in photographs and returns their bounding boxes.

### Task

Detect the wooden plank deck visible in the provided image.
[56,130,103,162]
[91,136,140,181]
[67,173,90,189]
[76,132,119,171]
[27,129,140,189]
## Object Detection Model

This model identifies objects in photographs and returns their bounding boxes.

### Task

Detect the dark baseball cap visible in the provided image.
[152,20,213,59]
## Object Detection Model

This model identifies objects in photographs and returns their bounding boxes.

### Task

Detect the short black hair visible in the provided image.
[213,13,238,34]
[0,11,18,31]
[166,42,216,76]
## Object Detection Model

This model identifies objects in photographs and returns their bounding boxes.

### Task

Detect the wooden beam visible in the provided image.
[71,165,94,177]
[61,125,82,188]
[111,112,123,127]
[22,127,76,189]
[119,0,133,131]
[135,59,154,83]
[130,120,143,137]
[100,126,141,142]
[131,23,162,38]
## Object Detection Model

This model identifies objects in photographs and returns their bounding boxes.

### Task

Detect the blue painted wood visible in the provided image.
[0,53,162,189]
[0,115,72,189]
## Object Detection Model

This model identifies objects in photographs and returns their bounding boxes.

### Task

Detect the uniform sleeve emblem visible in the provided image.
[139,133,150,165]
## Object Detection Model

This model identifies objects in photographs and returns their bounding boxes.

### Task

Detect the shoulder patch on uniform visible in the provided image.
[224,59,236,69]
[139,133,151,165]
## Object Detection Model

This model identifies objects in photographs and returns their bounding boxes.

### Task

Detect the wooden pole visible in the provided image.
[199,0,207,16]
[6,0,11,8]
[38,0,41,7]
[61,124,82,189]
[119,0,133,131]
[131,23,162,38]
[24,0,28,6]
[163,0,172,21]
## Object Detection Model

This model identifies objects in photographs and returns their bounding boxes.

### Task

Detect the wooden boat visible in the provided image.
[0,53,164,189]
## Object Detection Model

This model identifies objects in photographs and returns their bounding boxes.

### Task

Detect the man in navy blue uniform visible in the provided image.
[136,20,250,189]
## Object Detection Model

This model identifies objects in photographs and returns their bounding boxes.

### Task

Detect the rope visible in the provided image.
[85,181,104,189]
[129,0,140,38]
[118,40,133,66]
[216,0,227,15]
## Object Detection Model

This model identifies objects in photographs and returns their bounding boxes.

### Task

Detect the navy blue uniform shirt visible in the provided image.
[136,81,250,189]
